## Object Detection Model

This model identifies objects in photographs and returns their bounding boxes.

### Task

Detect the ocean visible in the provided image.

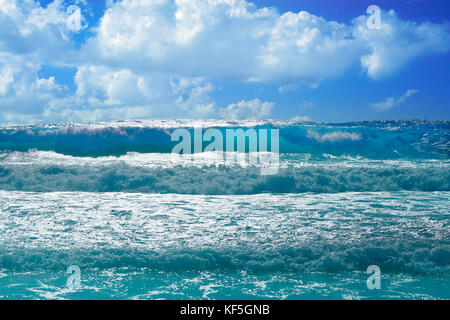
[0,120,448,299]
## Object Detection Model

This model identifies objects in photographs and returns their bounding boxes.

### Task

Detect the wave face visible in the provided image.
[1,120,448,158]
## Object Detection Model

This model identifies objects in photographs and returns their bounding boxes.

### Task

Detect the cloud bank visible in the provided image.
[0,0,449,124]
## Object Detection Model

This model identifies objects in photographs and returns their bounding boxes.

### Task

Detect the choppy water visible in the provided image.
[0,120,448,299]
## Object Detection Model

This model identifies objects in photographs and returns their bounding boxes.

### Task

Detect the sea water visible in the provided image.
[0,120,448,299]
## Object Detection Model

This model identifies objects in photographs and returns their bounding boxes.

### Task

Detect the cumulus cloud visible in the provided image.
[0,0,448,124]
[0,0,87,56]
[220,98,274,119]
[74,65,152,107]
[370,89,419,111]
[290,115,311,122]
[307,129,362,143]
[171,77,217,116]
[85,1,449,82]
[0,53,68,123]
[0,0,88,124]
[86,1,360,82]
[355,10,449,79]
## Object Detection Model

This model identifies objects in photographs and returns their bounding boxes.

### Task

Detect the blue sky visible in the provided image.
[0,0,449,124]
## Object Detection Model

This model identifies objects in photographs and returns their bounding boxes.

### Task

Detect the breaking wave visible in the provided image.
[1,120,448,158]
[1,243,448,274]
[0,191,448,274]
[0,151,448,194]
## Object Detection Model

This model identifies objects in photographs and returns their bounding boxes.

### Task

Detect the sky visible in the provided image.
[0,0,449,125]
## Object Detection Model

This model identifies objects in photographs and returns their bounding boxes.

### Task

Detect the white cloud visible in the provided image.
[370,88,419,111]
[0,65,15,95]
[24,2,87,33]
[290,115,311,122]
[355,10,449,79]
[74,65,153,107]
[0,0,89,124]
[278,80,320,93]
[307,129,362,143]
[171,77,217,116]
[220,98,274,119]
[0,0,448,124]
[87,2,361,81]
[0,53,69,123]
[278,83,298,94]
[86,1,449,82]
[0,0,87,54]
[396,89,419,104]
[371,97,396,111]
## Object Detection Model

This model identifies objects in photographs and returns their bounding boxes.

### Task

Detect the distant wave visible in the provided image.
[1,120,448,158]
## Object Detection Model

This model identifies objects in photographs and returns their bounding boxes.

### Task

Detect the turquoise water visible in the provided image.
[1,269,448,300]
[0,120,448,299]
